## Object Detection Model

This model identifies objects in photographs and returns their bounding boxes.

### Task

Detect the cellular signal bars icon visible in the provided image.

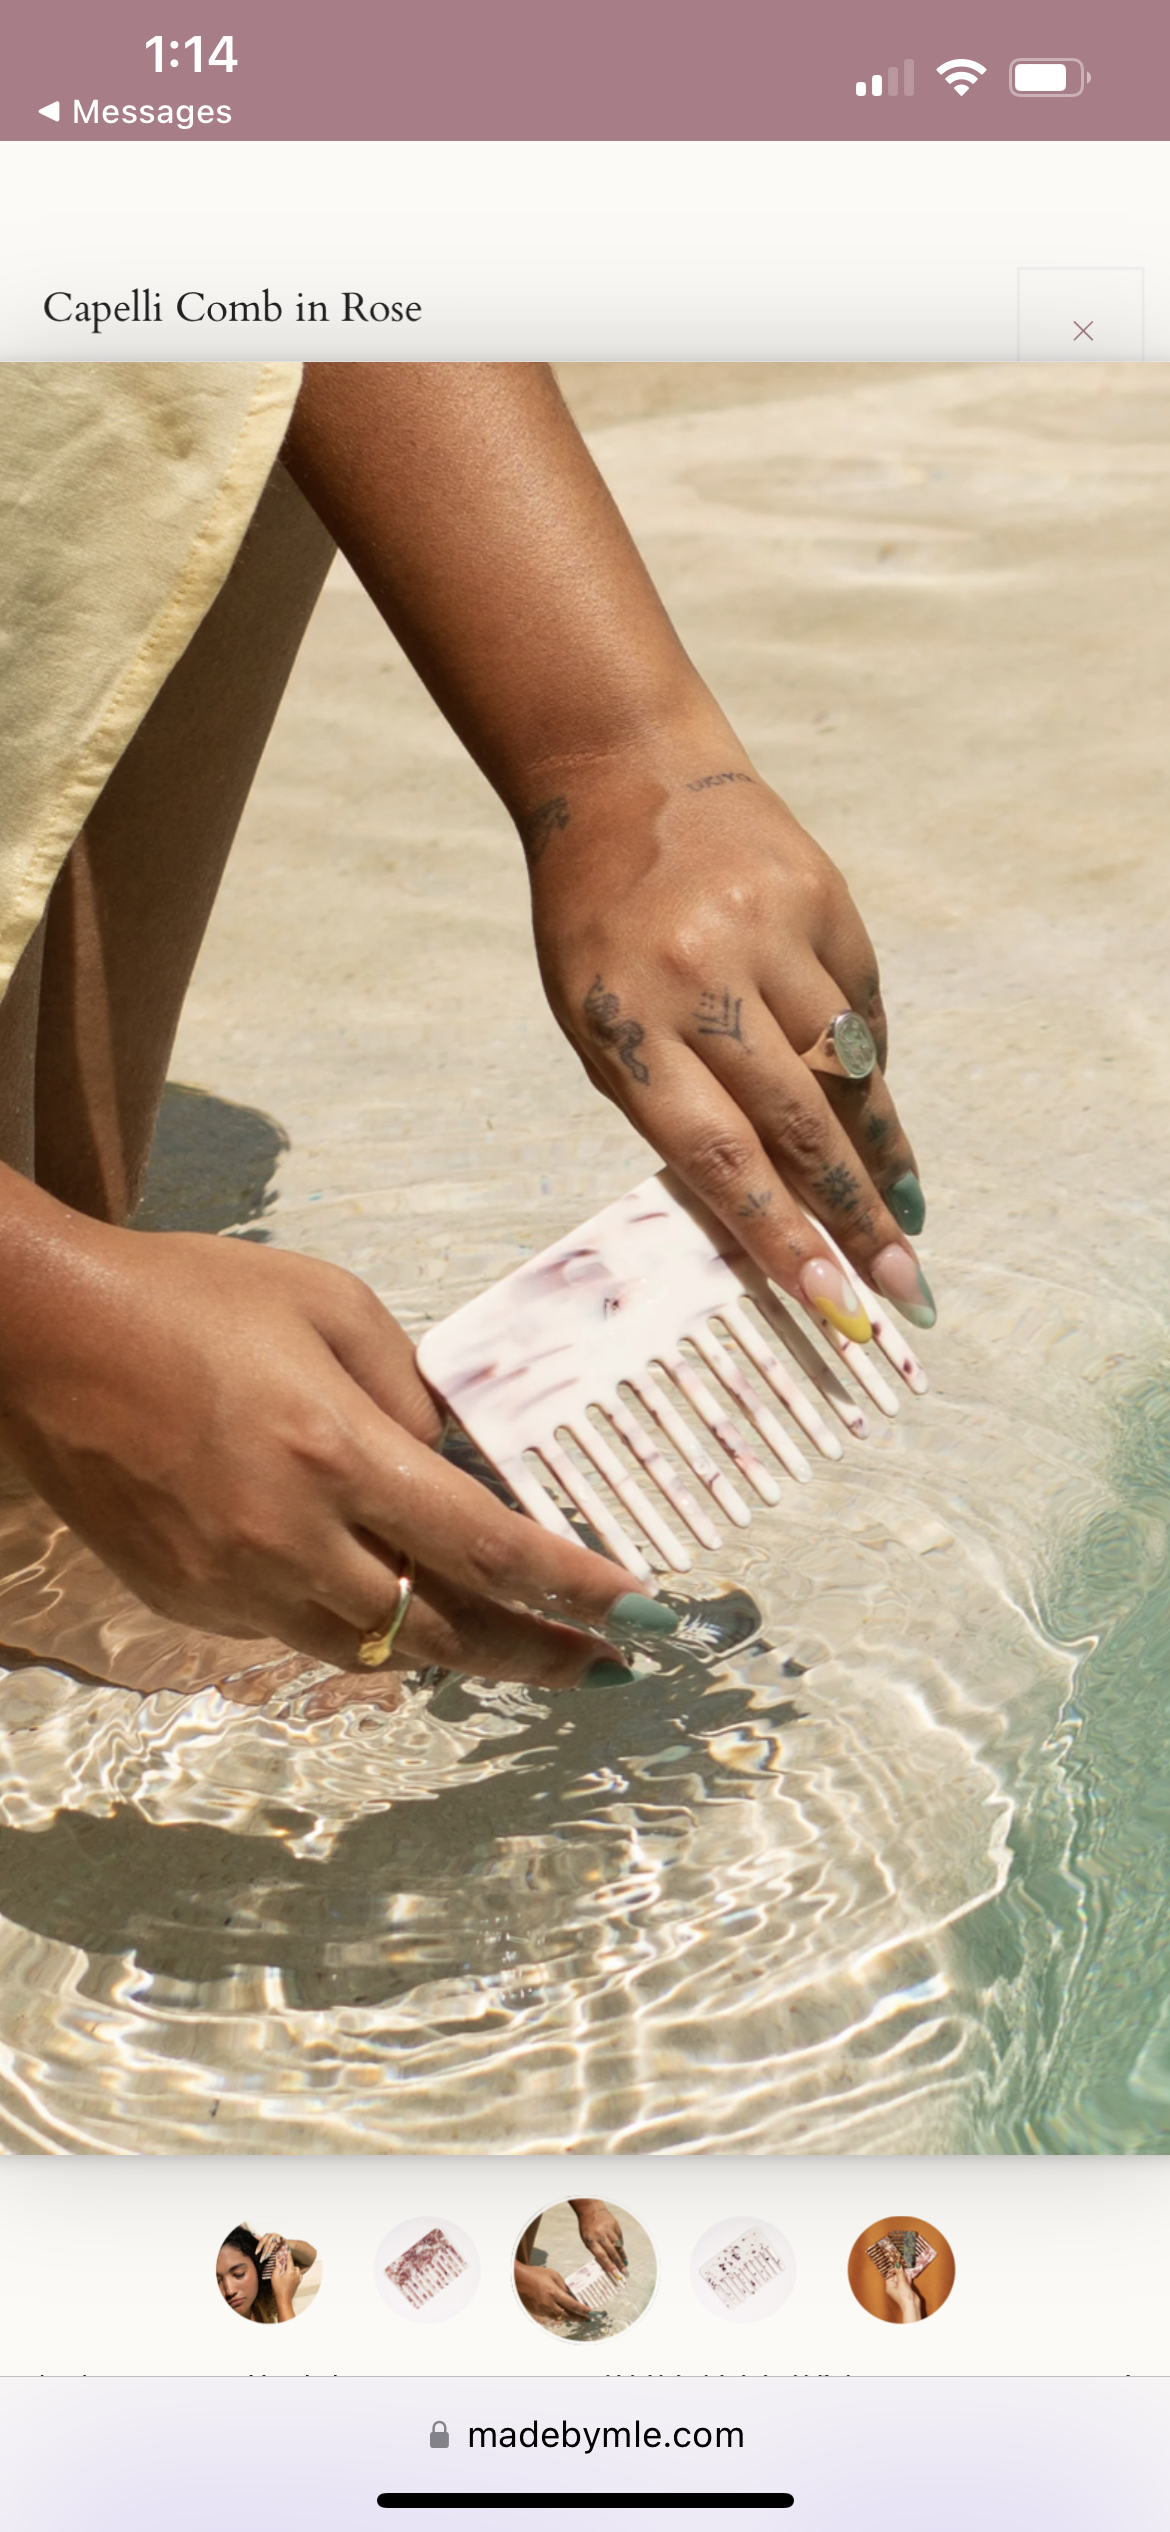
[855,60,915,97]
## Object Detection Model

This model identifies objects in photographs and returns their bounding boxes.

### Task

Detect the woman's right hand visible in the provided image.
[514,2264,592,2324]
[883,2267,924,2323]
[269,2246,298,2321]
[0,1208,665,1686]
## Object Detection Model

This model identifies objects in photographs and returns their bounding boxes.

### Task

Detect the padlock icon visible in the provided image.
[430,2421,450,2450]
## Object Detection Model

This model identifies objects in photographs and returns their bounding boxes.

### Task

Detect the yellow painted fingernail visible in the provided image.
[799,1256,872,1343]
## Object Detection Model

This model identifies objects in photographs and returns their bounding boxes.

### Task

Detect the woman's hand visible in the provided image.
[280,367,931,1348]
[0,1184,671,1686]
[884,2266,924,2323]
[528,754,934,1344]
[514,2263,593,2324]
[268,2246,299,2322]
[570,2198,628,2284]
[254,2232,287,2276]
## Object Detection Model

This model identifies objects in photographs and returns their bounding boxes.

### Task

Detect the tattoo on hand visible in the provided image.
[520,795,570,866]
[695,988,745,1042]
[584,975,650,1085]
[815,1161,865,1218]
[684,771,754,793]
[864,1110,891,1152]
[736,1189,774,1220]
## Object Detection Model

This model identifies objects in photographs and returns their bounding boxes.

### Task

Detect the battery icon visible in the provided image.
[1009,58,1087,95]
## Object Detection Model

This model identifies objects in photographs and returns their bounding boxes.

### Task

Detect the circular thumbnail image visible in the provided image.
[514,2198,655,2341]
[376,2219,480,2322]
[215,2222,322,2325]
[690,2217,796,2324]
[847,2218,956,2324]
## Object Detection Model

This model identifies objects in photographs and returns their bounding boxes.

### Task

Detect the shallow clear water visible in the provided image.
[1,1249,1166,2157]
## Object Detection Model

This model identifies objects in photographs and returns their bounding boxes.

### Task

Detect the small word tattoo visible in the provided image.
[520,795,570,866]
[584,975,650,1085]
[684,771,754,793]
[695,988,745,1042]
[737,1189,774,1220]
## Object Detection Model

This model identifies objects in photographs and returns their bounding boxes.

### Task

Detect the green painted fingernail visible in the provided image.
[888,1171,926,1236]
[606,1592,683,1643]
[585,1657,636,1687]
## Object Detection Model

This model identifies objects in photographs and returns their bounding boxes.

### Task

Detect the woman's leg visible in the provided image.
[0,918,46,1178]
[33,460,335,1223]
[0,462,335,1693]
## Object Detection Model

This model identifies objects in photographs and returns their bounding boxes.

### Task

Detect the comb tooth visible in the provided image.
[688,1324,812,1484]
[537,1436,653,1580]
[750,1286,870,1438]
[604,1396,723,1551]
[813,1320,901,1417]
[815,1226,929,1394]
[569,1417,692,1574]
[861,1295,929,1395]
[716,1299,843,1460]
[630,1370,752,1528]
[661,1354,783,1506]
[498,1454,580,1543]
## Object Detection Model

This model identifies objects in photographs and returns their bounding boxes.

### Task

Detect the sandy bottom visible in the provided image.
[2,364,1170,2155]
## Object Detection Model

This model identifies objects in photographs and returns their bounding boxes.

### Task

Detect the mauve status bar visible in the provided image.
[9,0,1170,141]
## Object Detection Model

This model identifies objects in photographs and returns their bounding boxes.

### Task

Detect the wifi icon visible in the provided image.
[937,57,987,94]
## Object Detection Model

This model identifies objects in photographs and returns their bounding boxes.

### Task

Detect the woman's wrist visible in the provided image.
[0,1167,118,1396]
[510,704,756,860]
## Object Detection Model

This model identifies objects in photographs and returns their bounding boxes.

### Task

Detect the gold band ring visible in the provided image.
[357,1554,416,1669]
[798,1009,877,1082]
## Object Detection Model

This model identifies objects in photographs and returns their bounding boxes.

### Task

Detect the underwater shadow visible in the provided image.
[134,1081,289,1238]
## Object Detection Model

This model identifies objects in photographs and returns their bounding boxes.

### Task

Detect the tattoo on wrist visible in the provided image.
[684,771,754,793]
[584,975,650,1085]
[736,1189,774,1220]
[520,795,571,866]
[694,988,745,1042]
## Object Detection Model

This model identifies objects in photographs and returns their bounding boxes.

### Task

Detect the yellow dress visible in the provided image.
[0,361,301,1002]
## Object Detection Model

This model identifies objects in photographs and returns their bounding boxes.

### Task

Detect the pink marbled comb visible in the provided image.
[563,2256,624,2311]
[417,1170,927,1584]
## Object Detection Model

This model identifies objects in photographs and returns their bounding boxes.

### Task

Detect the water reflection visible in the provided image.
[0,1269,1165,2155]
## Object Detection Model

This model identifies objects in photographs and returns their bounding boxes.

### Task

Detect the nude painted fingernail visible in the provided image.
[887,1171,926,1237]
[799,1256,872,1343]
[871,1242,937,1329]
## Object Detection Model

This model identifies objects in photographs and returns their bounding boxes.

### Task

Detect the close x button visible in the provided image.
[1017,266,1144,358]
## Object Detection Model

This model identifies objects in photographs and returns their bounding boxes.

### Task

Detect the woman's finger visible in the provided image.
[685,994,934,1323]
[288,1552,650,1691]
[587,1031,930,1341]
[801,893,927,1232]
[337,1394,682,1644]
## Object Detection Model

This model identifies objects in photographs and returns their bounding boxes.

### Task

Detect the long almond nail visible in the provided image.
[871,1242,937,1329]
[585,1657,636,1687]
[798,1256,872,1343]
[605,1592,683,1644]
[887,1171,926,1236]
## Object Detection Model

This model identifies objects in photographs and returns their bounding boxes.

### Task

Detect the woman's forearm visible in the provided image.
[282,363,732,823]
[0,1164,108,1405]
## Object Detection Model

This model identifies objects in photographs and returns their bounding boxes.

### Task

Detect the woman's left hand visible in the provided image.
[571,2199,628,2283]
[528,759,934,1343]
[254,2232,287,2275]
